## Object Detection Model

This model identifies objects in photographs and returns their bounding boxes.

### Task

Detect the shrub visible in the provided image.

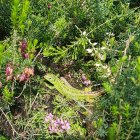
[0,0,140,139]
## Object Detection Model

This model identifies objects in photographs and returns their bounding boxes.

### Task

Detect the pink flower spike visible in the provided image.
[6,66,13,76]
[21,40,27,52]
[24,53,29,59]
[19,73,26,82]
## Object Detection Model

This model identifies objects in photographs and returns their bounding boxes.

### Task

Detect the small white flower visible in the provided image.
[83,31,86,36]
[86,48,93,53]
[95,63,102,67]
[99,54,106,61]
[93,42,98,46]
[111,32,115,36]
[101,47,106,50]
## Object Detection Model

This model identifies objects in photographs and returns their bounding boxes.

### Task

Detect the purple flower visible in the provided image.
[81,74,91,86]
[20,40,27,52]
[82,80,91,86]
[81,74,87,81]
[45,113,70,133]
[60,119,64,125]
[53,121,58,127]
[61,121,70,130]
[48,113,53,119]
[23,53,29,59]
[19,40,30,59]
[49,125,58,133]
[55,118,61,124]
[45,113,54,123]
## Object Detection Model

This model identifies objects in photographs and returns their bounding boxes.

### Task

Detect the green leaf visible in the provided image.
[0,135,8,140]
[3,86,14,104]
[102,82,112,94]
[107,123,117,140]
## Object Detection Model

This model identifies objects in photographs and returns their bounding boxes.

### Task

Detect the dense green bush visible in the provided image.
[0,0,140,139]
[0,0,11,40]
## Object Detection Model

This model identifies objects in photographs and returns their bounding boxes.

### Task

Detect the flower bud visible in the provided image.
[23,53,29,59]
[48,3,52,9]
[81,74,87,81]
[82,80,91,86]
[6,65,13,76]
[24,67,34,78]
[19,73,26,82]
[20,40,27,52]
[6,75,13,81]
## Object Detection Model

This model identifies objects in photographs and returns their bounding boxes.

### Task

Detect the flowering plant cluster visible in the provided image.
[3,40,34,83]
[45,113,70,133]
[19,67,34,82]
[81,74,91,87]
[5,64,13,81]
[5,64,34,82]
[19,40,29,59]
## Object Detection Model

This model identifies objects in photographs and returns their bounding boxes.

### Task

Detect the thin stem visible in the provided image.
[0,107,19,136]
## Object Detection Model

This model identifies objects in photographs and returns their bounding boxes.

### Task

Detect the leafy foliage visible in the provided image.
[0,0,140,139]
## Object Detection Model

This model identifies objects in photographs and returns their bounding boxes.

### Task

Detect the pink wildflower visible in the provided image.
[45,113,54,123]
[24,67,34,78]
[81,74,91,86]
[20,40,27,52]
[5,64,13,81]
[19,40,30,59]
[6,65,13,76]
[81,74,87,81]
[61,121,70,130]
[19,67,34,82]
[23,53,29,59]
[82,80,91,86]
[45,113,70,133]
[6,75,13,81]
[19,73,27,82]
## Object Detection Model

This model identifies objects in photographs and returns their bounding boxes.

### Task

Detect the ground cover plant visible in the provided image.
[0,0,140,139]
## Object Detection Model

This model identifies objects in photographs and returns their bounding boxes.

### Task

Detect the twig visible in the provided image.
[27,92,39,115]
[116,114,122,140]
[0,107,19,136]
[119,36,133,75]
[15,81,27,98]
[32,47,43,63]
[126,103,140,140]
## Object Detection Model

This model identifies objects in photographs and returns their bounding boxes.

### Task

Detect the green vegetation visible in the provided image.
[0,0,140,139]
